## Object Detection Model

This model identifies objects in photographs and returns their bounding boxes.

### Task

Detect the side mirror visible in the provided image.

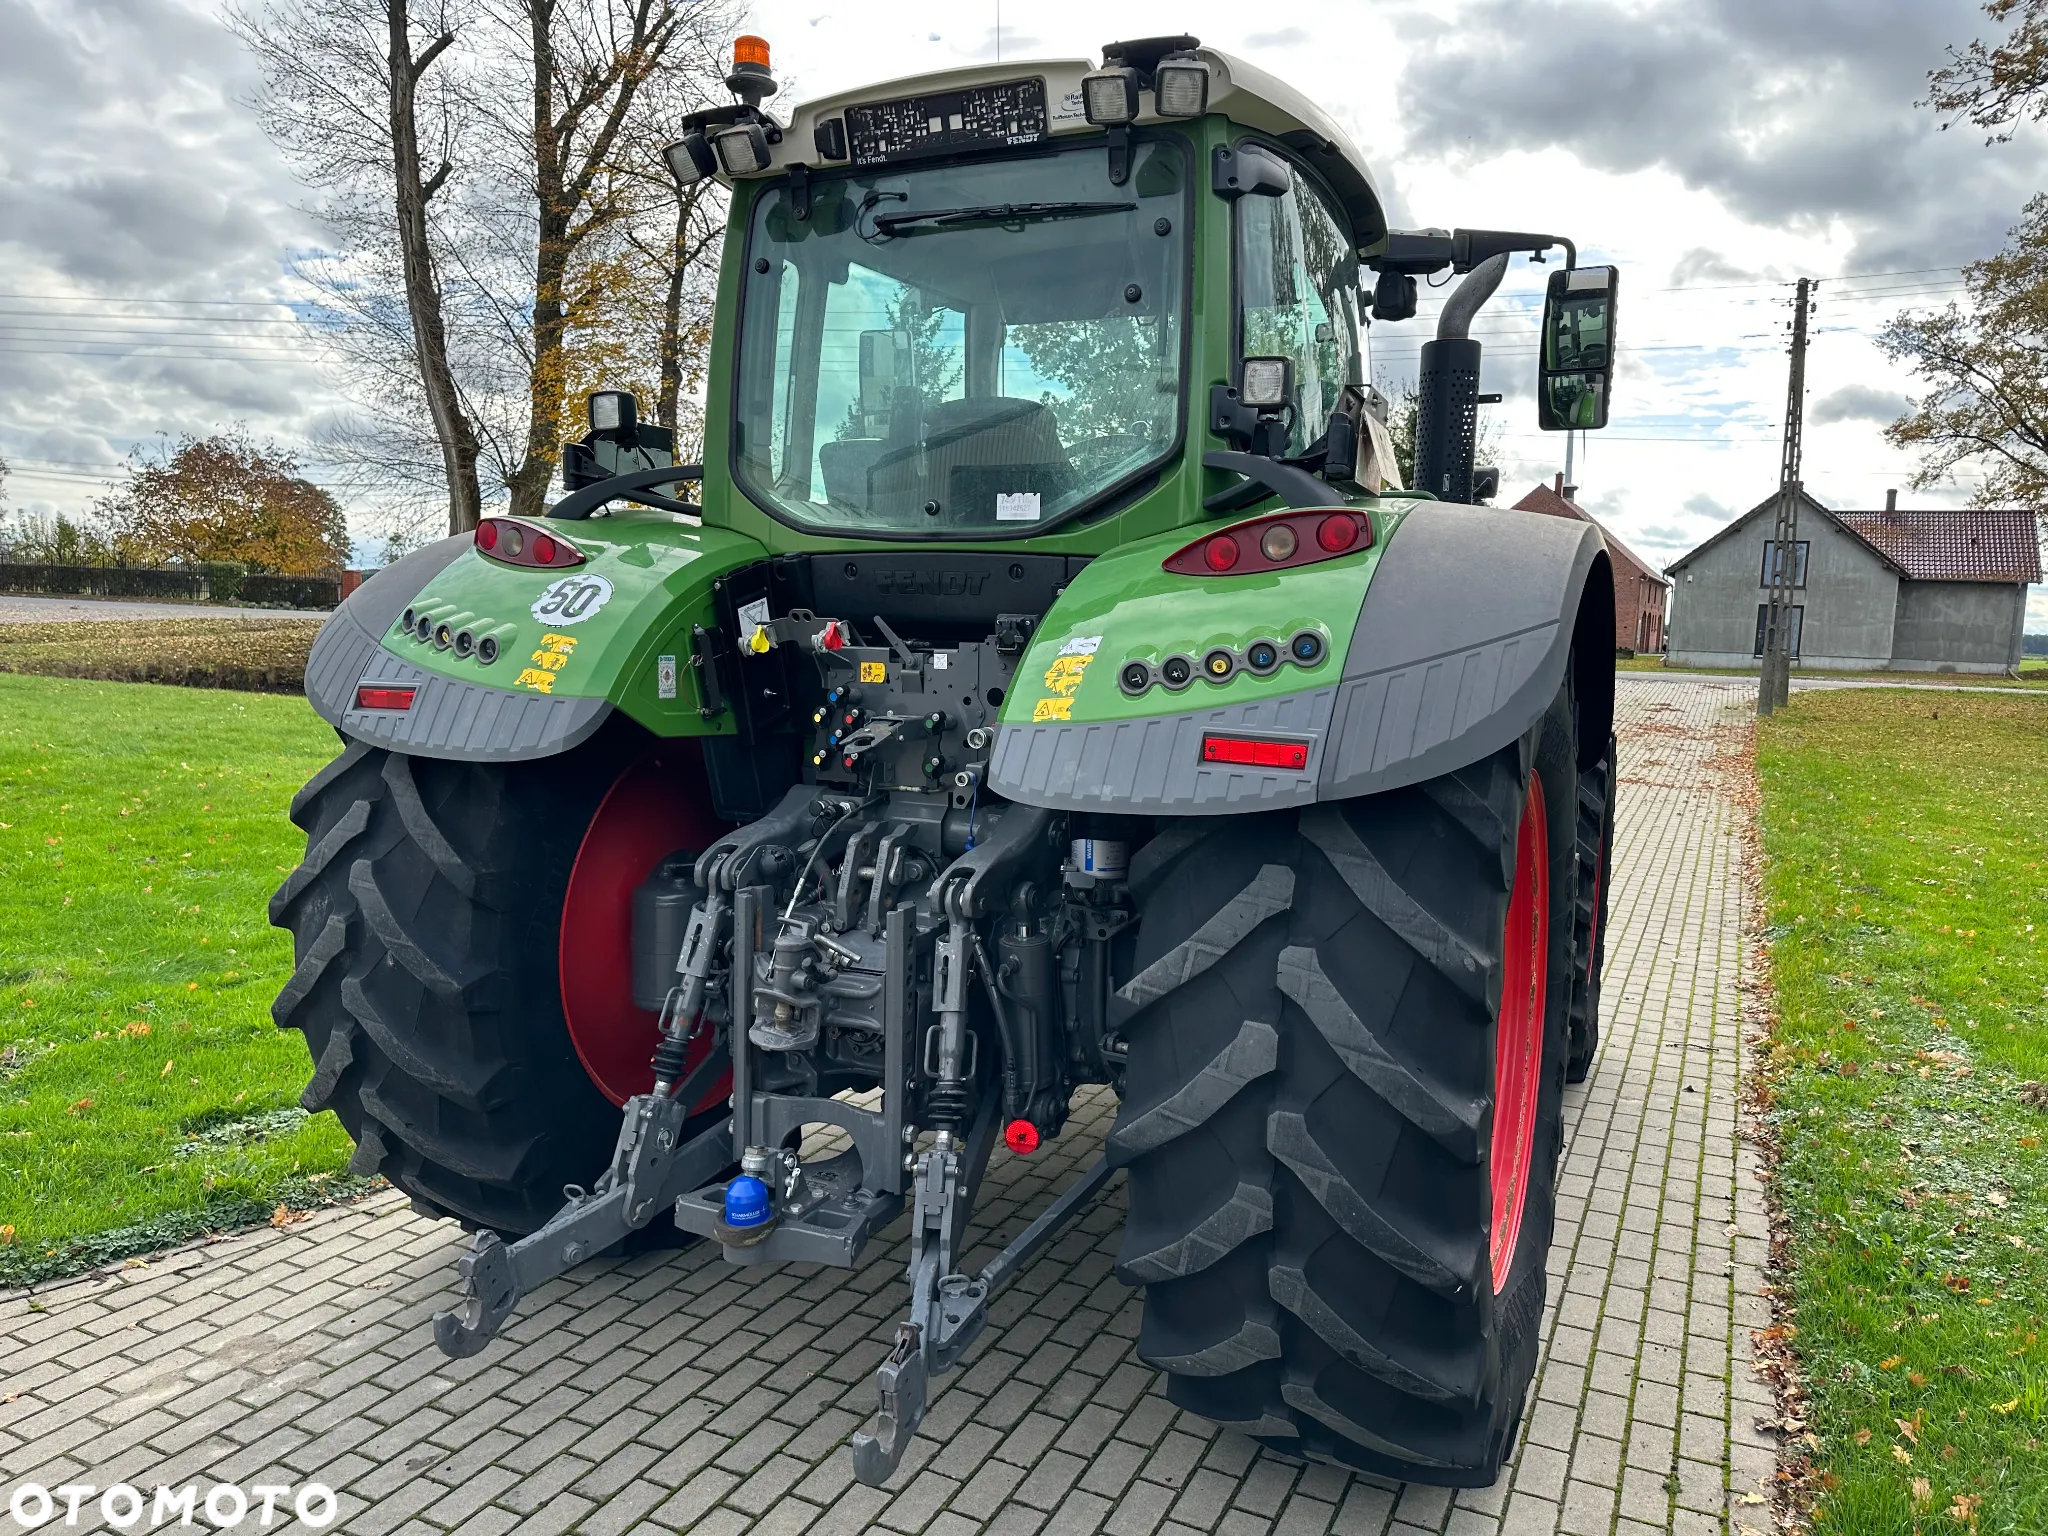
[1537,265,1619,432]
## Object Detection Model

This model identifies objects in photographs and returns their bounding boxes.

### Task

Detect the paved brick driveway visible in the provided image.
[0,676,1773,1536]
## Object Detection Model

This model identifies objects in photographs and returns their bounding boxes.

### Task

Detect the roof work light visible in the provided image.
[662,133,715,185]
[1152,54,1210,117]
[1081,66,1140,125]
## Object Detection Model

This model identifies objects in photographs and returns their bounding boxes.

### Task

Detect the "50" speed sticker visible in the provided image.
[530,574,614,625]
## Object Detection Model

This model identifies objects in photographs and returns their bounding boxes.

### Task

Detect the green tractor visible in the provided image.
[271,33,1621,1488]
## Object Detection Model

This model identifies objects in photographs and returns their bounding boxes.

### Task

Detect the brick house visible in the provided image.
[1514,477,1671,653]
[1664,490,2040,673]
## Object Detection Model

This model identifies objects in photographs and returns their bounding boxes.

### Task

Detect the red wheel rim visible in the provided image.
[559,749,730,1108]
[1491,773,1549,1293]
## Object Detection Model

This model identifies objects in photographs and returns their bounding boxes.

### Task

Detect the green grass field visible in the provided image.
[1620,654,2048,687]
[1756,690,2048,1533]
[0,674,362,1287]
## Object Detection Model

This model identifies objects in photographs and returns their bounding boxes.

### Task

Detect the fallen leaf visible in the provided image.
[1897,1417,1920,1445]
[1992,1398,2021,1414]
[0,1225,13,1246]
[1909,1372,1929,1389]
[1985,1190,2009,1208]
[1854,1428,1872,1446]
[1893,1445,1913,1464]
[1881,1355,1903,1370]
[160,1060,173,1078]
[1911,1476,1932,1503]
[65,1097,92,1115]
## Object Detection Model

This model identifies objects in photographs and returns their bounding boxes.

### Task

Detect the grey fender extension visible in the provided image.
[304,534,614,762]
[989,503,1606,815]
[1319,502,1606,799]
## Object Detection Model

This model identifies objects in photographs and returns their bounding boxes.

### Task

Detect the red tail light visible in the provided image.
[1165,510,1372,577]
[1200,733,1310,770]
[1005,1119,1041,1154]
[356,686,416,711]
[476,517,584,569]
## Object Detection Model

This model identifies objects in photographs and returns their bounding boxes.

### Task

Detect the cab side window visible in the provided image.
[1235,157,1363,456]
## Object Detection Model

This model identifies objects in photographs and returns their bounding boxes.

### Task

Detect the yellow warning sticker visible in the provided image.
[1041,654,1091,697]
[860,660,887,683]
[1032,697,1073,722]
[513,633,576,694]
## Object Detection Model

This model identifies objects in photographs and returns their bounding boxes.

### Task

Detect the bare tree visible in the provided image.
[231,0,486,535]
[467,0,731,514]
[234,0,738,529]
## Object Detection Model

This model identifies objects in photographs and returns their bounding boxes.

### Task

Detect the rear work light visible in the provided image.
[1200,733,1310,770]
[356,685,416,711]
[476,516,584,570]
[1163,509,1372,577]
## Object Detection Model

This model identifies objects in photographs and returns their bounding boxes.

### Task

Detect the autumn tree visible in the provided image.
[96,432,352,575]
[1881,2,2048,515]
[1929,0,2048,140]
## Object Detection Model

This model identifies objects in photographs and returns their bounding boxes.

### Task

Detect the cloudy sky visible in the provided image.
[2,0,2044,624]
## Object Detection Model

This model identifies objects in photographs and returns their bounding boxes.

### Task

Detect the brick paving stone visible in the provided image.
[0,677,1765,1535]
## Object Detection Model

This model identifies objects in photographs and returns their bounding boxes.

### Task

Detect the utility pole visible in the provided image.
[1758,278,1812,718]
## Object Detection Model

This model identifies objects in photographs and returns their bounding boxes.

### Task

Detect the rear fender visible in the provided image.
[1322,502,1613,796]
[305,519,769,761]
[987,500,1613,812]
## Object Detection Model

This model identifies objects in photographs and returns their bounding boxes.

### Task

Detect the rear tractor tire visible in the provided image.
[1565,732,1615,1085]
[1107,682,1579,1485]
[268,723,724,1233]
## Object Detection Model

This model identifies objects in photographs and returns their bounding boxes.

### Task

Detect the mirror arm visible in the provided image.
[546,464,705,522]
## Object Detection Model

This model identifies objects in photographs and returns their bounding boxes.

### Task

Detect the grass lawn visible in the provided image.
[1756,689,2048,1533]
[0,673,361,1288]
[1621,654,2048,687]
[0,616,321,693]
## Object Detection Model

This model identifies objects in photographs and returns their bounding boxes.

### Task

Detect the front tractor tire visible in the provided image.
[268,724,721,1233]
[1108,683,1579,1485]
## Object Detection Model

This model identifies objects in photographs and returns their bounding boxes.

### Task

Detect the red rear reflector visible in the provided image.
[1004,1119,1041,1154]
[1203,534,1241,572]
[356,686,416,711]
[1201,734,1309,770]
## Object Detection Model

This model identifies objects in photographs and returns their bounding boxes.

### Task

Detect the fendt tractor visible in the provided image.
[272,34,1622,1487]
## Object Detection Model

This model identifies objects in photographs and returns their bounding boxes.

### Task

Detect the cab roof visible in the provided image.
[740,47,1388,252]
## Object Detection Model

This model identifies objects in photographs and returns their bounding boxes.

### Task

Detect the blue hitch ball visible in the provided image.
[723,1175,772,1228]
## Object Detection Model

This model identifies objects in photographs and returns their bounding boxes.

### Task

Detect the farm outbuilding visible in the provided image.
[1664,490,2040,674]
[1514,477,1670,654]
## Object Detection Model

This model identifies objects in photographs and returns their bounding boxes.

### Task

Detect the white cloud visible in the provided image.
[0,0,2039,621]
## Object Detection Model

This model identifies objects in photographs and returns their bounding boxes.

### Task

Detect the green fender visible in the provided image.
[303,515,769,760]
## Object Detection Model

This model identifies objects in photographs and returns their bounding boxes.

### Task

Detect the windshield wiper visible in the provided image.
[870,200,1138,236]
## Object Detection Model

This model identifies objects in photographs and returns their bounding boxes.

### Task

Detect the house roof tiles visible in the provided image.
[1834,509,2042,583]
